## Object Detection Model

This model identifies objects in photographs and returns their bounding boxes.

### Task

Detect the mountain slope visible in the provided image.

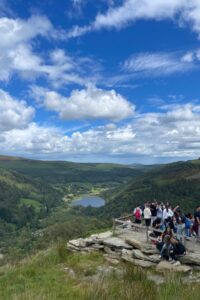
[101,160,200,217]
[0,155,141,184]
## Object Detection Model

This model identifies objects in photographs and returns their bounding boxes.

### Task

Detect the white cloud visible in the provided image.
[67,0,200,39]
[0,15,93,86]
[2,101,200,161]
[0,15,51,81]
[123,52,194,76]
[0,89,35,132]
[31,85,135,121]
[0,15,52,47]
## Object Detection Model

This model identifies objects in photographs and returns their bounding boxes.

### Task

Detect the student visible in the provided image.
[144,203,151,227]
[152,218,162,237]
[156,202,163,222]
[159,235,175,262]
[150,202,157,225]
[163,205,174,221]
[133,205,142,224]
[176,217,185,241]
[171,236,186,256]
[158,227,175,262]
[193,206,200,236]
[184,213,193,237]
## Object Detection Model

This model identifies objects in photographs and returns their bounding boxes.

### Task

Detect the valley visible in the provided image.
[1,156,200,264]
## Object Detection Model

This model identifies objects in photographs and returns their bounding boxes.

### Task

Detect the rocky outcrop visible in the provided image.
[156,261,192,273]
[103,237,133,250]
[179,253,200,266]
[125,237,158,254]
[67,230,200,272]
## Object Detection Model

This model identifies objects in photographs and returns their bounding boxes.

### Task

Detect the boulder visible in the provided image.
[90,231,113,241]
[125,238,143,250]
[133,259,155,268]
[104,256,120,265]
[132,249,148,261]
[121,249,135,263]
[125,237,159,254]
[104,248,121,259]
[156,261,192,273]
[179,253,200,266]
[67,238,86,248]
[67,243,80,252]
[148,254,161,263]
[103,237,133,250]
[142,246,159,255]
[132,249,159,263]
[90,244,104,250]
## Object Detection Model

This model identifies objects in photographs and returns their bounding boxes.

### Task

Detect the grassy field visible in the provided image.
[19,198,43,213]
[0,245,200,300]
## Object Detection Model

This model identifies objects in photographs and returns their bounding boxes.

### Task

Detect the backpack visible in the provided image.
[135,208,141,219]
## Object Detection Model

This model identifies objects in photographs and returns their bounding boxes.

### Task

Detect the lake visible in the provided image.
[72,195,105,208]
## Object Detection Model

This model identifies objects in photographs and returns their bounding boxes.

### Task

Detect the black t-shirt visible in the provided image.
[194,211,200,223]
[150,204,157,217]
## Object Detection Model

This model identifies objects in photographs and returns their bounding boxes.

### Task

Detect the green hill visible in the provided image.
[0,155,141,184]
[0,155,141,261]
[100,160,200,217]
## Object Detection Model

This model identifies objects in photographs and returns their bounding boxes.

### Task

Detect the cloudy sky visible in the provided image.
[1,0,200,164]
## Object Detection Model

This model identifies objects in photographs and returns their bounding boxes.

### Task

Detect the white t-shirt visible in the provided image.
[157,206,163,219]
[163,208,174,220]
[144,207,151,219]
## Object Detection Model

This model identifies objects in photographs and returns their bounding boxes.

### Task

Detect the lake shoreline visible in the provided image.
[71,195,105,208]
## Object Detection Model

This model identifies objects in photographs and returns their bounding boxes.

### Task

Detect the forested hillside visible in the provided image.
[0,156,141,184]
[2,156,200,263]
[0,156,139,262]
[99,160,200,218]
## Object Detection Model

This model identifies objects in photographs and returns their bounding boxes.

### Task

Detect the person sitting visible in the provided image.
[159,235,175,263]
[151,218,162,237]
[193,206,200,236]
[157,227,173,248]
[171,236,186,257]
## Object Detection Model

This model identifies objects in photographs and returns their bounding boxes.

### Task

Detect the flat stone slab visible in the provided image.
[125,237,159,254]
[125,237,143,250]
[156,261,192,273]
[90,231,113,241]
[133,259,155,268]
[180,253,200,266]
[68,238,86,248]
[103,237,133,250]
[132,249,160,263]
[121,249,135,263]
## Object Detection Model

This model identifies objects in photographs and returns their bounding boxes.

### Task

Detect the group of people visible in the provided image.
[132,202,200,263]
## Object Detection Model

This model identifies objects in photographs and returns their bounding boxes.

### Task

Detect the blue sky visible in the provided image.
[1,0,200,164]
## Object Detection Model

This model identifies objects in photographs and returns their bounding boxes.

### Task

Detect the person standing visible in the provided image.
[163,205,174,221]
[156,202,163,222]
[133,205,142,224]
[144,203,151,227]
[193,206,200,236]
[150,202,157,225]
